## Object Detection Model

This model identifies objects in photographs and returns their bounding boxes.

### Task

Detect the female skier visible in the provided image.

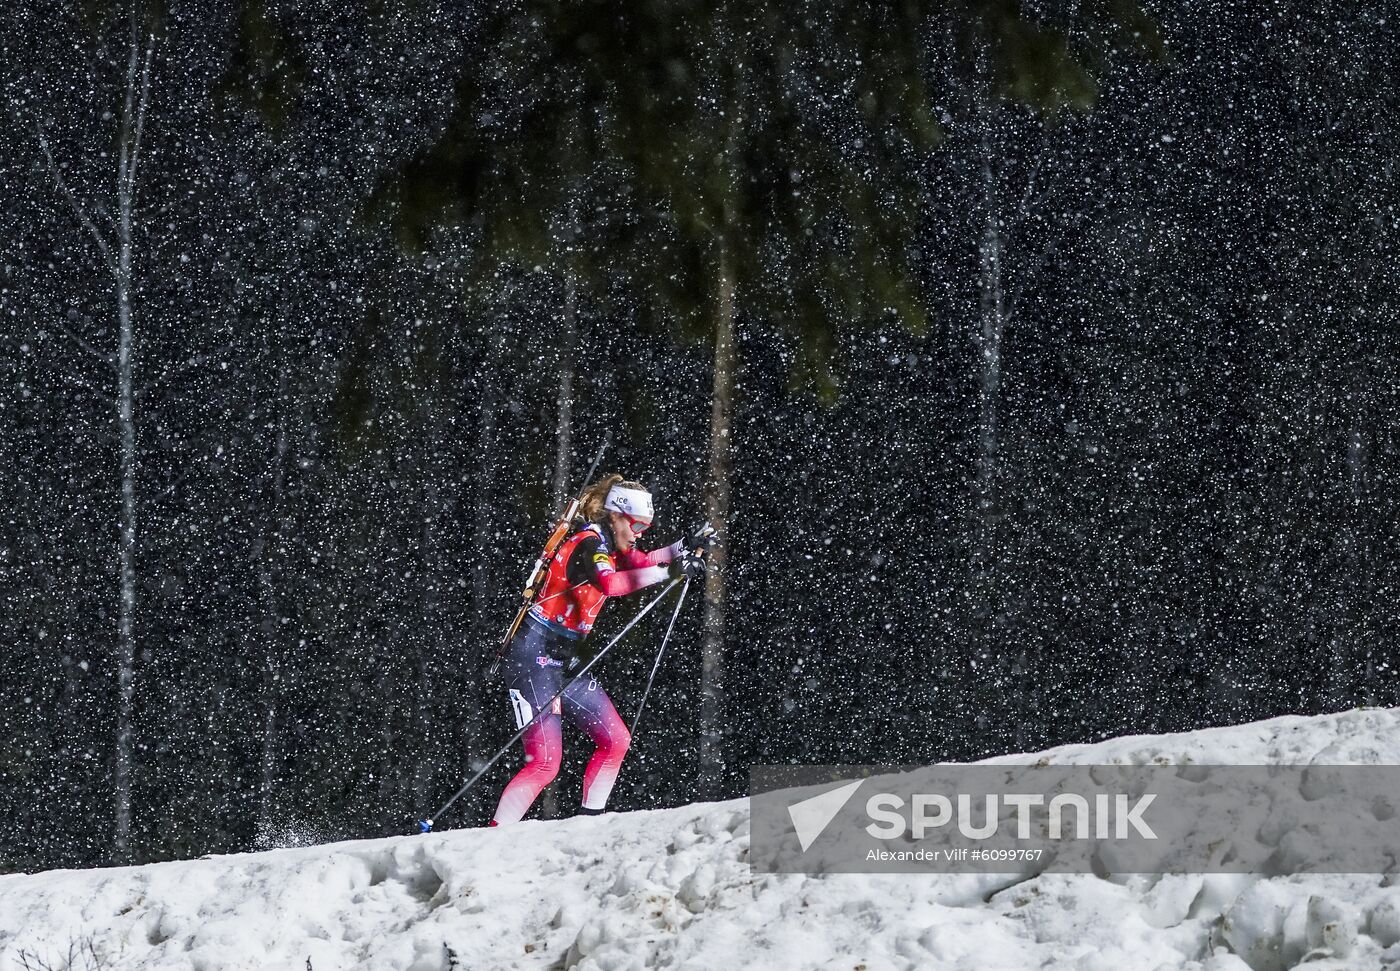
[490,475,713,825]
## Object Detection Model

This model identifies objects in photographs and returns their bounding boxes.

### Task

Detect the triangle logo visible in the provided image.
[787,779,864,852]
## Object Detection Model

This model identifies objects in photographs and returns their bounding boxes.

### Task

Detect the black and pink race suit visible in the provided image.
[491,524,678,825]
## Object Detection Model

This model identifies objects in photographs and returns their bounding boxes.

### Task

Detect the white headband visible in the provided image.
[604,485,653,520]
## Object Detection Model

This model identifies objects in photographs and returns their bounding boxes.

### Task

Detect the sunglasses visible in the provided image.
[623,515,652,535]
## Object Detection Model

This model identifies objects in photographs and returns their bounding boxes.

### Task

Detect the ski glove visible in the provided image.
[683,522,719,551]
[671,551,709,581]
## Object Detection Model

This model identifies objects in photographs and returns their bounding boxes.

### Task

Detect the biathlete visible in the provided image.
[490,475,714,825]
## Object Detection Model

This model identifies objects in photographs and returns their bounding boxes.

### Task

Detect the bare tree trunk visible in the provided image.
[972,133,1029,749]
[111,184,139,863]
[111,22,154,867]
[471,336,500,646]
[694,48,748,799]
[550,269,577,508]
[256,365,290,838]
[973,139,1006,582]
[413,402,444,812]
[539,248,577,821]
[461,327,501,819]
[1344,370,1372,705]
[550,187,582,507]
[698,244,737,798]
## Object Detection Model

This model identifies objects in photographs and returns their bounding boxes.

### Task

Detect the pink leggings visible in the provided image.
[492,625,632,824]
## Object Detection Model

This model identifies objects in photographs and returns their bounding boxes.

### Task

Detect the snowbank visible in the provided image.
[4,708,1400,971]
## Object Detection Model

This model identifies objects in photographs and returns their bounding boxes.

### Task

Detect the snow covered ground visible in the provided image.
[4,708,1400,971]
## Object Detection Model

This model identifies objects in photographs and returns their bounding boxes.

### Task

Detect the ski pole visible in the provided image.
[418,577,683,833]
[629,577,690,743]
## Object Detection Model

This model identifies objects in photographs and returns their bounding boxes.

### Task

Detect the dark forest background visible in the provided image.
[1,0,1396,871]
